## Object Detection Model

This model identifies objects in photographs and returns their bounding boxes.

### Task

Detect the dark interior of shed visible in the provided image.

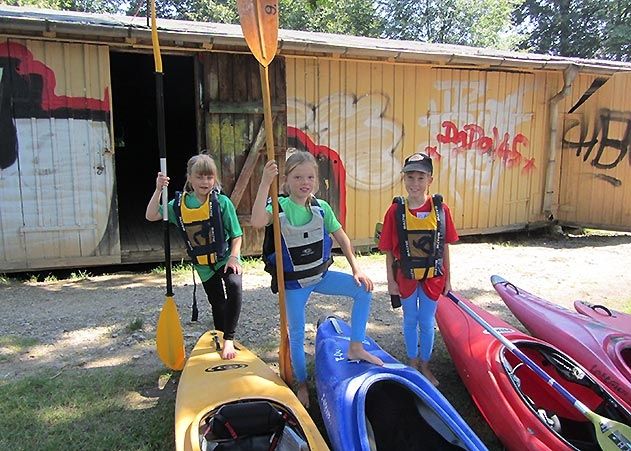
[110,51,196,261]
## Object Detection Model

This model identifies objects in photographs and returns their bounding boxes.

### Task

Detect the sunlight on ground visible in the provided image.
[124,391,159,410]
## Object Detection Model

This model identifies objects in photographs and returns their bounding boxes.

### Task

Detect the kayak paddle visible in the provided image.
[445,291,631,451]
[236,0,293,386]
[150,0,185,371]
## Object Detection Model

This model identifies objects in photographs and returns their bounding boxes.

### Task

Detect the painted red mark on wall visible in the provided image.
[287,126,347,226]
[425,121,535,173]
[0,42,110,113]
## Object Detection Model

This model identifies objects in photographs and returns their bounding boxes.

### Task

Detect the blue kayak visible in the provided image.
[315,316,488,451]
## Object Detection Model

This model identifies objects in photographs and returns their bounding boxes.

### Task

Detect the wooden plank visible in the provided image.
[230,117,272,208]
[206,102,285,113]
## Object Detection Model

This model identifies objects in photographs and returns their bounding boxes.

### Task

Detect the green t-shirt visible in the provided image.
[266,196,341,233]
[162,192,243,282]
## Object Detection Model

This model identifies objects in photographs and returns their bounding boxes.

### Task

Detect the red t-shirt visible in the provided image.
[378,196,458,300]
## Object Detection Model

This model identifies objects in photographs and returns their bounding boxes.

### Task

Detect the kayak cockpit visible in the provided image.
[364,380,468,450]
[197,400,310,451]
[501,341,631,451]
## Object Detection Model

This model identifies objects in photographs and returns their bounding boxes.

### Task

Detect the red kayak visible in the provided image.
[436,290,631,451]
[575,301,631,335]
[492,275,631,412]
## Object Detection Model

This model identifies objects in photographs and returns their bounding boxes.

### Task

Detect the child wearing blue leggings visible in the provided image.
[251,151,383,407]
[378,153,459,386]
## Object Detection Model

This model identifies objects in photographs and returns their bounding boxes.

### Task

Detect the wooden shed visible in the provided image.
[1,5,630,272]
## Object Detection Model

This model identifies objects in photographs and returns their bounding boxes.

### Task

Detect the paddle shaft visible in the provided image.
[260,64,292,384]
[149,2,173,295]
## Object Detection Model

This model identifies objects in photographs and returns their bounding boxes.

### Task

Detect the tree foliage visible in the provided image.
[514,0,631,61]
[378,0,525,50]
[5,0,121,13]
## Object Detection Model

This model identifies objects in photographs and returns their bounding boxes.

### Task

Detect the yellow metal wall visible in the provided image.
[286,57,556,242]
[558,72,631,230]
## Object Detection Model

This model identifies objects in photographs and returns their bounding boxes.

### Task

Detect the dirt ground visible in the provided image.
[1,227,631,404]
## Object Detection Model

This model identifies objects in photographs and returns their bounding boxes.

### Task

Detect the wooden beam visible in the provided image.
[207,101,285,114]
[230,116,275,207]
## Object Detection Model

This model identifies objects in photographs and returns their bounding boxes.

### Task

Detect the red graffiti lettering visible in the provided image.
[433,121,533,171]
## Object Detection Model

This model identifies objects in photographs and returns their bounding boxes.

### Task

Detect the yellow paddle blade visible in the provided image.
[586,410,631,451]
[156,296,186,371]
[237,0,279,67]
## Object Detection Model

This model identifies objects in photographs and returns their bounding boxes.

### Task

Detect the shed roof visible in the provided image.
[2,5,631,75]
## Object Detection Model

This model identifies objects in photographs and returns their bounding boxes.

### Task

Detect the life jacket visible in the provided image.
[262,195,333,293]
[394,194,446,280]
[173,189,228,266]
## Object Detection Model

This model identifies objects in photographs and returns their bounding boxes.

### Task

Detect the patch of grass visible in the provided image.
[0,335,40,349]
[240,256,264,273]
[43,273,58,283]
[69,270,91,281]
[0,335,40,362]
[126,318,144,333]
[331,251,384,270]
[0,274,9,285]
[151,262,191,277]
[28,274,39,283]
[0,368,175,451]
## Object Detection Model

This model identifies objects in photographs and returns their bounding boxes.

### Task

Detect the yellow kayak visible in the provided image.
[175,330,329,451]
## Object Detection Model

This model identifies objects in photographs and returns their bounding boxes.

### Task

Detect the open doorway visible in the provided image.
[110,51,197,263]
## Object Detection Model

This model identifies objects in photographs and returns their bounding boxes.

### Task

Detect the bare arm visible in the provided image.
[332,227,374,292]
[224,236,243,274]
[145,172,169,221]
[250,160,277,228]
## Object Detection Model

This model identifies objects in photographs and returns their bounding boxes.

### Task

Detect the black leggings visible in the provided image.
[202,266,242,341]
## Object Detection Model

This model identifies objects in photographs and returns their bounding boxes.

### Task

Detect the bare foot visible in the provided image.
[347,342,384,366]
[296,382,310,408]
[221,339,236,360]
[418,360,439,386]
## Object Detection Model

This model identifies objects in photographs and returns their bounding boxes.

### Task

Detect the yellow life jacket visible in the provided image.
[394,194,445,280]
[174,190,228,266]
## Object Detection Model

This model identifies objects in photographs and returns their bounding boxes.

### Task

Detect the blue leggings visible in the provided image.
[285,270,372,382]
[401,285,438,362]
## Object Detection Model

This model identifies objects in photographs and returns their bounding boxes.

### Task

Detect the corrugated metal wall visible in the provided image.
[0,39,117,271]
[558,72,631,230]
[286,57,556,243]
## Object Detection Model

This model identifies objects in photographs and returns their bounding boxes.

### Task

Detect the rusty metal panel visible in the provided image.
[0,38,117,271]
[558,72,631,230]
[286,56,549,243]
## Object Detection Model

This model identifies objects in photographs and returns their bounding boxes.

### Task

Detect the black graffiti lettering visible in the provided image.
[265,3,277,15]
[591,109,630,169]
[562,118,599,161]
[563,109,631,171]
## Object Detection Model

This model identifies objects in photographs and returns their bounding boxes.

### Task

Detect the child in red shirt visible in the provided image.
[378,153,458,385]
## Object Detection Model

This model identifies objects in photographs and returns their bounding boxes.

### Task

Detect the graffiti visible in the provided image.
[0,41,113,265]
[434,120,530,168]
[287,93,404,192]
[287,93,404,224]
[0,42,110,171]
[418,79,535,207]
[563,109,630,172]
[288,126,347,226]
